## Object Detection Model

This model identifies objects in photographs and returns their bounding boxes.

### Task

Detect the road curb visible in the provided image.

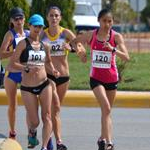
[0,90,150,108]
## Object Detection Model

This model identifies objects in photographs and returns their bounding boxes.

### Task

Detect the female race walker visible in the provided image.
[0,7,29,139]
[10,14,59,150]
[41,5,85,150]
[71,8,130,150]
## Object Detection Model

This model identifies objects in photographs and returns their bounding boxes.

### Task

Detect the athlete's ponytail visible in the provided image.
[9,21,14,29]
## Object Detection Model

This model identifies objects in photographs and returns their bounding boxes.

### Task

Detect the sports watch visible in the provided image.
[112,47,117,53]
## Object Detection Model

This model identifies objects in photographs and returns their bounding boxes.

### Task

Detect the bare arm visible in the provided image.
[73,30,93,45]
[64,28,76,41]
[62,28,76,52]
[115,33,130,61]
[0,31,14,59]
[70,30,93,52]
[10,40,26,71]
[70,31,93,62]
[63,29,87,62]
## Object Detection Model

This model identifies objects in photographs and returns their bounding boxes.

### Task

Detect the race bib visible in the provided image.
[12,37,26,52]
[15,37,25,45]
[49,39,66,56]
[27,50,46,66]
[92,50,112,68]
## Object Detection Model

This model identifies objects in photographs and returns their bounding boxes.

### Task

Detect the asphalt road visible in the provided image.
[0,106,150,150]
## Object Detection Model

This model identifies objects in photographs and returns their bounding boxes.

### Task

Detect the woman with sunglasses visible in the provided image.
[10,14,59,150]
[71,8,130,150]
[41,5,85,150]
[0,7,29,139]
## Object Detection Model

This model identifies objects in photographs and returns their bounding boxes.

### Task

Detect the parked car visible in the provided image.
[73,1,99,33]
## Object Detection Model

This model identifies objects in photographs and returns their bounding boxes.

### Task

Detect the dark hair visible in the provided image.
[98,8,112,20]
[9,22,14,29]
[46,5,61,16]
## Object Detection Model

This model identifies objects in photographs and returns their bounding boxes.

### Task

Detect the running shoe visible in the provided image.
[57,143,67,150]
[41,147,47,150]
[9,131,16,139]
[97,139,106,150]
[47,137,53,150]
[106,143,114,150]
[28,129,39,148]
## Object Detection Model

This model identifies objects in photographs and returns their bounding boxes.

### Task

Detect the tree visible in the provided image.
[30,0,45,16]
[0,0,30,44]
[112,1,136,26]
[30,0,75,31]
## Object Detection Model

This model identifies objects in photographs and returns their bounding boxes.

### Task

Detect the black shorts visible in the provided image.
[90,77,118,90]
[20,79,50,95]
[47,74,70,86]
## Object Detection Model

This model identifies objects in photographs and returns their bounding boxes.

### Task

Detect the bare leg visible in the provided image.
[51,90,61,141]
[54,81,69,143]
[106,90,116,143]
[21,90,39,148]
[40,85,53,148]
[4,77,17,137]
[92,85,116,142]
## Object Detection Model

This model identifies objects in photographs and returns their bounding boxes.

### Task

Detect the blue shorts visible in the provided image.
[5,71,22,83]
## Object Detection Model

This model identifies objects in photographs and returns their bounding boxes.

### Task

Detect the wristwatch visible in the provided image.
[24,66,30,73]
[69,43,76,53]
[112,47,117,53]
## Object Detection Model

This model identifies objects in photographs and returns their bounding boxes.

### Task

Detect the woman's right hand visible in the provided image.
[76,43,87,63]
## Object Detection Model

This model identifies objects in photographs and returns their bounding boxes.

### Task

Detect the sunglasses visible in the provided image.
[33,25,43,28]
[14,17,24,21]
